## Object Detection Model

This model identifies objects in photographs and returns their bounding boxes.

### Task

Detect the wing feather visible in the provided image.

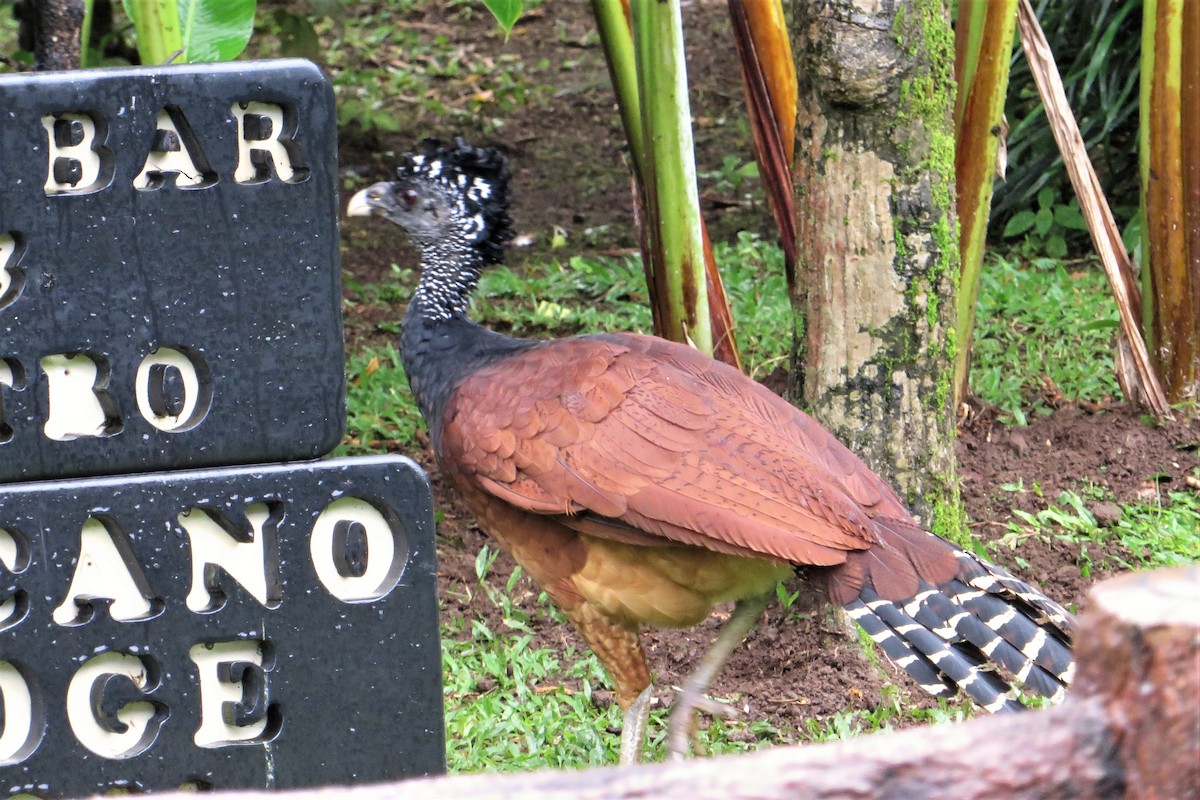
[441,333,907,566]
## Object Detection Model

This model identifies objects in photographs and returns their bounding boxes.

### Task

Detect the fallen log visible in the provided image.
[91,565,1199,800]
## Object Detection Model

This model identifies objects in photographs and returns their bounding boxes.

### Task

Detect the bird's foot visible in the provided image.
[660,595,771,760]
[666,688,740,760]
[618,685,654,766]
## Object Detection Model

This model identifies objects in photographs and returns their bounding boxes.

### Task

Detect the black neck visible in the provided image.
[399,295,535,452]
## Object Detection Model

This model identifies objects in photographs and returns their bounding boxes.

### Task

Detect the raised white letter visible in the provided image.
[39,353,123,441]
[134,107,214,190]
[310,497,408,603]
[1,526,29,632]
[52,516,157,626]
[41,112,109,194]
[231,102,302,183]
[0,231,24,310]
[67,652,164,759]
[0,358,21,445]
[180,503,280,612]
[0,661,41,765]
[135,347,212,432]
[189,640,278,748]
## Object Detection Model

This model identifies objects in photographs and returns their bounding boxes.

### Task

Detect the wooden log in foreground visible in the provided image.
[112,566,1199,800]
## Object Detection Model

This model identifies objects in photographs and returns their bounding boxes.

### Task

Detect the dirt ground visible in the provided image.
[334,2,1200,736]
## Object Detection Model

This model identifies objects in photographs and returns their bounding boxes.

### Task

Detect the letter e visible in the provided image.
[189,640,280,748]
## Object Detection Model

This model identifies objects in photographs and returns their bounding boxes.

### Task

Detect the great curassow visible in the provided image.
[346,139,1076,763]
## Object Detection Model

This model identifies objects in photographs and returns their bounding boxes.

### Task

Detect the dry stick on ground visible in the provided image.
[130,566,1199,800]
[1015,0,1172,418]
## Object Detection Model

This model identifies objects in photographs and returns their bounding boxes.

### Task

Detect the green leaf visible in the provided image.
[483,0,523,37]
[1002,209,1037,237]
[1034,206,1054,236]
[123,0,184,65]
[1053,202,1089,231]
[737,161,760,178]
[1036,185,1056,210]
[1045,234,1068,259]
[178,0,256,63]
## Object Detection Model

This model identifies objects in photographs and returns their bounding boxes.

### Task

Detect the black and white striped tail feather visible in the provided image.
[844,545,1076,712]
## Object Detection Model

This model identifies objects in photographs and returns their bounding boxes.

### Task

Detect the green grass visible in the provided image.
[441,549,793,770]
[304,2,551,137]
[474,232,792,379]
[990,485,1200,578]
[336,344,421,456]
[970,254,1122,424]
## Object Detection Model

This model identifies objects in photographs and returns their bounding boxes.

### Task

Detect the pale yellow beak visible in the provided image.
[345,188,376,218]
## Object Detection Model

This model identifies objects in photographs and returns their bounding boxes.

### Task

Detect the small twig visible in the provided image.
[0,53,32,72]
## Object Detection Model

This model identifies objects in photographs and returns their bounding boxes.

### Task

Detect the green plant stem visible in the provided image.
[127,0,183,65]
[80,0,94,66]
[953,0,1017,406]
[592,0,643,171]
[631,0,712,355]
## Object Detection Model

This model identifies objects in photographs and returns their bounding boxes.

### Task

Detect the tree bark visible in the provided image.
[788,0,963,533]
[26,0,85,71]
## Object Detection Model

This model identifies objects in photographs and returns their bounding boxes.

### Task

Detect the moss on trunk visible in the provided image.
[790,0,968,545]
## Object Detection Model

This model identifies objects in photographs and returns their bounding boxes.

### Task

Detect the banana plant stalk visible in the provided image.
[124,0,184,65]
[952,0,1017,407]
[728,0,796,281]
[592,0,741,368]
[1139,0,1199,404]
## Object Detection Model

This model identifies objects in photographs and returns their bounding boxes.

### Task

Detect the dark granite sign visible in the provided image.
[0,455,444,795]
[0,60,345,482]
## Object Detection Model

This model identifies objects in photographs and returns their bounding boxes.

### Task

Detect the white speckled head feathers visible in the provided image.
[392,138,513,266]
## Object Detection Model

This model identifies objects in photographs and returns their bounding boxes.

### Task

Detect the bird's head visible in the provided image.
[346,138,513,267]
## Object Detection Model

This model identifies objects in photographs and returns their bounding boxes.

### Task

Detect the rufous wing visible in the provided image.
[441,333,922,568]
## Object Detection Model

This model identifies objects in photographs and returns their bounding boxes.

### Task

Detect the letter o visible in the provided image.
[135,347,212,432]
[0,660,43,766]
[310,497,408,603]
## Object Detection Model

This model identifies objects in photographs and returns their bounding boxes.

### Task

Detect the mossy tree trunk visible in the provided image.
[788,0,964,538]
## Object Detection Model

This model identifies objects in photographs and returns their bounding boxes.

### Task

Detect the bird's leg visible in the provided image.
[618,685,654,765]
[559,600,654,763]
[667,593,772,760]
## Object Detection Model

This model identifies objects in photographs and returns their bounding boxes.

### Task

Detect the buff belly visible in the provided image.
[571,534,793,629]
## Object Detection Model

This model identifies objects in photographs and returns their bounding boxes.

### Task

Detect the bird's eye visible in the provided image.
[401,189,419,207]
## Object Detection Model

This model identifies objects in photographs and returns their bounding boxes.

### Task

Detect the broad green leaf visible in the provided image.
[123,0,183,65]
[483,0,522,37]
[1003,209,1036,237]
[1053,202,1089,231]
[1045,234,1068,259]
[1036,185,1056,210]
[178,0,255,63]
[1034,206,1054,236]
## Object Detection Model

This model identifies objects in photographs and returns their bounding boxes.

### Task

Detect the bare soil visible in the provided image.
[334,1,1200,739]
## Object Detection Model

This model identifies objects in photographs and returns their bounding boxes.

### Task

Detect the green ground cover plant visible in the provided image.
[970,254,1122,424]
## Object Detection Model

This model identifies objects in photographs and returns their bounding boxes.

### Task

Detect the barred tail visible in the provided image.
[841,531,1075,712]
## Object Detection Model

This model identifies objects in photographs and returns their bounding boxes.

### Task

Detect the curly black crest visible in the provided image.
[398,138,514,266]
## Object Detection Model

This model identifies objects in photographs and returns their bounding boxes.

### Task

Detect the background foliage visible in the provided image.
[993,0,1143,256]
